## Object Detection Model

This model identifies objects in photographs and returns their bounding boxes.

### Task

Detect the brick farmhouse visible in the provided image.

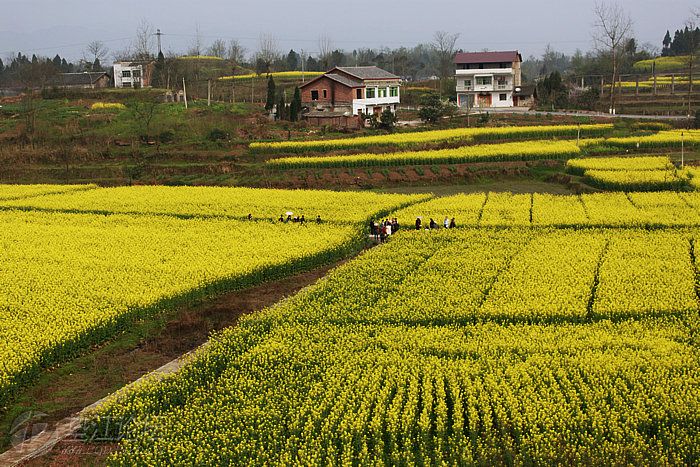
[300,66,401,117]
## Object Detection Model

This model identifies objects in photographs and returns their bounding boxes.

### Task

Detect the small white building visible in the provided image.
[454,51,523,109]
[113,61,148,88]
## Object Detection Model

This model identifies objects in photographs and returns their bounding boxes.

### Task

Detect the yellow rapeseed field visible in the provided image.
[0,185,425,406]
[86,228,700,465]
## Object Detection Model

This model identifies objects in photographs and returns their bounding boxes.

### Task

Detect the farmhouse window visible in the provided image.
[356,89,362,99]
[389,87,398,97]
[311,90,319,100]
[476,76,492,86]
[500,94,508,101]
[322,89,328,98]
[122,70,131,78]
[378,88,387,98]
[133,69,142,78]
[366,87,376,98]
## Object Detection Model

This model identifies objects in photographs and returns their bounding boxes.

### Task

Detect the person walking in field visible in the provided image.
[248,213,253,221]
[279,214,284,222]
[443,217,449,228]
[316,215,322,224]
[415,217,422,230]
[429,218,437,230]
[300,215,305,225]
[386,221,392,236]
[450,218,457,229]
[380,223,387,243]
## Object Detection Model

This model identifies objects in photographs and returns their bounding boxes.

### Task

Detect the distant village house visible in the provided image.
[454,51,533,109]
[50,72,110,89]
[113,61,155,88]
[300,66,401,126]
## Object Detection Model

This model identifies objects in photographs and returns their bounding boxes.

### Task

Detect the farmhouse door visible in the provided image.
[478,94,492,107]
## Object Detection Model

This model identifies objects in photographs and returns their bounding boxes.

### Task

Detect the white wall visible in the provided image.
[113,63,143,88]
[490,91,513,108]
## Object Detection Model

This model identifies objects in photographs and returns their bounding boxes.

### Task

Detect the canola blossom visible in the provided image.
[85,229,700,466]
[687,167,700,189]
[583,168,690,191]
[0,186,424,406]
[266,140,582,168]
[252,124,613,153]
[581,130,700,150]
[393,191,700,228]
[0,185,426,225]
[565,156,673,175]
[90,102,127,110]
[0,183,96,201]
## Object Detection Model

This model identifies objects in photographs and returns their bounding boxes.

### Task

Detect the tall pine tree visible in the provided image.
[265,75,276,111]
[290,87,302,121]
[276,90,286,120]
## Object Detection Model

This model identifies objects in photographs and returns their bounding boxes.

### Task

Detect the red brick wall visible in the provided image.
[301,76,354,106]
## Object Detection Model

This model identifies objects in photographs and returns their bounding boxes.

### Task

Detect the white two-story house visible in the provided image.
[454,51,522,109]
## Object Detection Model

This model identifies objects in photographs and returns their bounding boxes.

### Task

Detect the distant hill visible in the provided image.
[633,56,690,73]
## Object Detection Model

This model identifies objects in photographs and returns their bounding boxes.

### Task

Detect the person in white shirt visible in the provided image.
[443,217,449,228]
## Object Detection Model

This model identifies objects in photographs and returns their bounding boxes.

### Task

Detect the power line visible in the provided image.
[0,36,134,57]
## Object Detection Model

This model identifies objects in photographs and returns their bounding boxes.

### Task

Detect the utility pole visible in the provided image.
[183,78,188,109]
[681,131,685,168]
[300,49,306,83]
[207,79,212,107]
[155,29,163,55]
[251,77,254,103]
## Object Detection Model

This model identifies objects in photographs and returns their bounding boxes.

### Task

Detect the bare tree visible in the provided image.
[255,33,280,73]
[208,39,227,58]
[228,40,246,64]
[85,41,109,64]
[432,31,460,95]
[133,19,155,60]
[592,1,633,113]
[318,34,334,70]
[112,46,134,62]
[685,10,700,120]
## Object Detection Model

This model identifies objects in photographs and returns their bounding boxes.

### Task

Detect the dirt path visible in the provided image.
[0,257,353,466]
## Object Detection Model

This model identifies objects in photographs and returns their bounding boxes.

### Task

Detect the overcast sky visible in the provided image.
[0,0,696,62]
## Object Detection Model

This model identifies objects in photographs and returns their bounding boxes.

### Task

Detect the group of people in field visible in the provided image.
[416,217,457,230]
[369,216,458,242]
[275,214,323,224]
[369,218,400,242]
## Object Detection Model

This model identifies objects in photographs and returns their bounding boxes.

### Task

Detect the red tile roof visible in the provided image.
[454,51,522,64]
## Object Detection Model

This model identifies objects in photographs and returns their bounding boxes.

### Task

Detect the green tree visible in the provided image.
[276,91,287,120]
[286,50,300,71]
[152,51,165,88]
[290,87,302,121]
[418,92,445,124]
[663,30,672,55]
[378,108,398,131]
[265,75,276,111]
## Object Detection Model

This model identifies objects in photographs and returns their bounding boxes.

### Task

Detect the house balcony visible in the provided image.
[456,67,513,76]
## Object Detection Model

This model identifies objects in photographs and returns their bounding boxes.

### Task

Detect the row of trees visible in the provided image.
[264,76,302,122]
[662,26,700,57]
